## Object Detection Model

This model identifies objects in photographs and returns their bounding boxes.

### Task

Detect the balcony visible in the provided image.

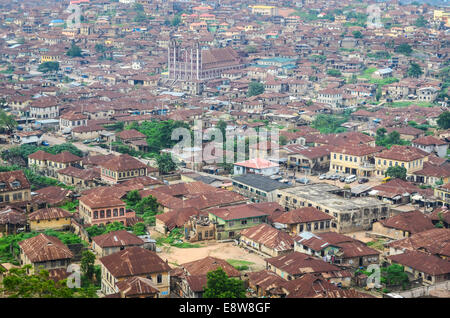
[359,161,375,169]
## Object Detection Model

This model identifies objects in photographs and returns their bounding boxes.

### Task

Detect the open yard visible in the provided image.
[157,241,267,271]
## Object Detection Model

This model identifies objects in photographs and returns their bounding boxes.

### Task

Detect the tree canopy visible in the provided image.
[407,62,423,78]
[385,165,407,180]
[247,81,264,97]
[0,265,96,298]
[437,111,450,130]
[203,267,246,298]
[66,43,82,57]
[156,153,177,175]
[38,61,60,73]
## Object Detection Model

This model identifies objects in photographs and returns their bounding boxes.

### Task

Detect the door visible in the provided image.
[198,232,202,240]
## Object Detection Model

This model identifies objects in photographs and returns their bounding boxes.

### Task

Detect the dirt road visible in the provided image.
[158,241,267,271]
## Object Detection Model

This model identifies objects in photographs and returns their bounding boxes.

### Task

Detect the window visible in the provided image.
[106,210,111,218]
[113,209,118,217]
[93,211,98,219]
[307,223,311,231]
[157,274,163,284]
[314,222,318,230]
[241,220,247,225]
[100,210,105,218]
[119,208,124,216]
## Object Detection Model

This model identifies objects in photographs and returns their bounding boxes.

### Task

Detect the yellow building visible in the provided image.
[374,145,429,178]
[435,183,450,208]
[28,207,72,231]
[99,247,171,297]
[250,5,278,16]
[434,10,450,26]
[0,170,31,207]
[330,145,383,177]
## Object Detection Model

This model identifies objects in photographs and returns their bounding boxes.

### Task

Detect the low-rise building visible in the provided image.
[100,154,149,184]
[272,207,334,235]
[231,174,290,203]
[28,207,72,231]
[372,210,435,240]
[276,184,390,233]
[92,230,145,257]
[0,170,31,208]
[99,246,171,297]
[18,233,73,274]
[239,223,294,257]
[208,203,269,240]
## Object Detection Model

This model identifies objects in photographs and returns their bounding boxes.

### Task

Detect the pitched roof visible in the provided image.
[273,207,333,224]
[18,233,73,262]
[208,203,268,221]
[28,207,72,221]
[234,158,279,169]
[0,170,30,193]
[116,276,160,297]
[101,154,148,172]
[117,129,146,140]
[388,250,450,276]
[100,247,171,278]
[247,269,286,294]
[375,145,429,162]
[155,207,203,231]
[180,256,240,277]
[412,135,447,146]
[266,252,343,276]
[240,223,294,252]
[92,230,144,248]
[387,228,450,258]
[79,186,126,209]
[380,210,434,234]
[0,206,27,225]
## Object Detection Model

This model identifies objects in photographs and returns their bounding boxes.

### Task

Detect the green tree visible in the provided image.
[407,62,423,78]
[395,43,412,56]
[376,127,387,138]
[326,69,341,77]
[133,222,147,236]
[171,15,181,26]
[385,165,407,180]
[0,110,17,132]
[245,45,257,54]
[437,111,450,129]
[352,30,363,38]
[156,153,177,174]
[247,81,265,97]
[382,264,409,287]
[66,43,82,57]
[125,189,141,208]
[134,195,159,215]
[414,15,428,28]
[203,267,246,298]
[38,61,60,73]
[80,250,96,281]
[0,265,96,298]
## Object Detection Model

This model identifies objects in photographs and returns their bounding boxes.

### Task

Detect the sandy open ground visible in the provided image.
[157,241,267,271]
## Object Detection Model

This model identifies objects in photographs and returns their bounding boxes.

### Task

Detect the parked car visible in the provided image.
[319,174,327,180]
[296,178,310,184]
[358,178,369,184]
[339,176,346,182]
[41,141,49,146]
[330,174,339,180]
[345,175,357,183]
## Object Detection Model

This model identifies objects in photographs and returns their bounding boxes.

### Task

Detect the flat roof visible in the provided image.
[232,174,290,192]
[280,183,386,211]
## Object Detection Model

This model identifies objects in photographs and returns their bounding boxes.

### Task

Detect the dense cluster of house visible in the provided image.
[0,0,449,299]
